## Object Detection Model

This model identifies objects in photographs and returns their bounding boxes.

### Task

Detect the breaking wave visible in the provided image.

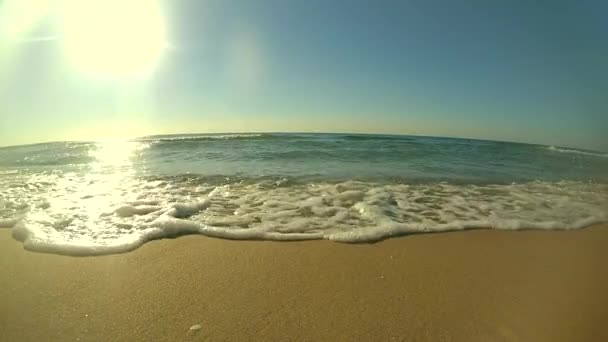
[547,146,607,158]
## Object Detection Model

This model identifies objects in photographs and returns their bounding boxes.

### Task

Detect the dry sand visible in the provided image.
[1,225,608,341]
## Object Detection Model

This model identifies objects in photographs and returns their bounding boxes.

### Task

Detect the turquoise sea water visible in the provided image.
[1,133,607,255]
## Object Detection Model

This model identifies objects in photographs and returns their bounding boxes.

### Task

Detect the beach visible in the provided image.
[2,0,606,339]
[2,225,607,341]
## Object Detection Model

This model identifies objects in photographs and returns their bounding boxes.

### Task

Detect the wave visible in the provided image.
[2,173,607,255]
[143,133,420,144]
[340,134,417,142]
[547,146,607,158]
[0,155,95,167]
[142,133,269,143]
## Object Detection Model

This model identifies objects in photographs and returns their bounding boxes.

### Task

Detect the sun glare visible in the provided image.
[0,0,52,39]
[59,0,166,79]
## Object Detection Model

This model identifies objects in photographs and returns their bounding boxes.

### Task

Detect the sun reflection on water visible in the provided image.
[81,140,150,216]
[16,140,153,248]
[89,140,148,170]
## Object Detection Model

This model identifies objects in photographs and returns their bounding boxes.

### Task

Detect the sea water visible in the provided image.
[0,133,606,255]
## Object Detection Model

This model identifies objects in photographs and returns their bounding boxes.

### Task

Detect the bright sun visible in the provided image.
[59,0,167,79]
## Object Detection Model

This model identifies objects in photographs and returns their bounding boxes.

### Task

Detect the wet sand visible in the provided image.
[1,225,608,341]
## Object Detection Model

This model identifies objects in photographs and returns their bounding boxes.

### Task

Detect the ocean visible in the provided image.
[0,133,606,255]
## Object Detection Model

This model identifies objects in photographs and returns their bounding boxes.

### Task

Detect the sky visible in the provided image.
[0,0,606,150]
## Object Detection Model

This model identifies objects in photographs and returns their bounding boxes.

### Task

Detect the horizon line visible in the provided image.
[0,131,604,153]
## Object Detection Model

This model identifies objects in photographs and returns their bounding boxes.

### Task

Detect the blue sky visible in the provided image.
[0,0,606,150]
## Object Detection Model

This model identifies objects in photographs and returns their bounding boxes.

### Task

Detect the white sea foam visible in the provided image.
[547,146,607,158]
[1,169,607,255]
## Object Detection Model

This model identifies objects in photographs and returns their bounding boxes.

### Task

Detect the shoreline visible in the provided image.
[2,225,608,341]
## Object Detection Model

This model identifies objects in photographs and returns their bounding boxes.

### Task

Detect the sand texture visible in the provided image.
[1,225,608,341]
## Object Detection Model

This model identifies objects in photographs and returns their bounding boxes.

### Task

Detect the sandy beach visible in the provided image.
[1,225,607,341]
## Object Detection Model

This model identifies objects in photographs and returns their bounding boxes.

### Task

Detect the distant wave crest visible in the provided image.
[341,134,416,142]
[547,146,607,158]
[155,133,267,142]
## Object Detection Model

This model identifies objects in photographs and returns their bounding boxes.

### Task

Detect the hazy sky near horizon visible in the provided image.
[0,0,607,150]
